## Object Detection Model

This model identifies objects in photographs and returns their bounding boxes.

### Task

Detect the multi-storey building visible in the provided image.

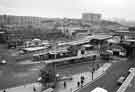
[82,13,101,22]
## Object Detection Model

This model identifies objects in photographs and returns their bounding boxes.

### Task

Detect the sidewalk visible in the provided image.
[0,63,112,92]
[0,83,42,92]
[54,63,112,92]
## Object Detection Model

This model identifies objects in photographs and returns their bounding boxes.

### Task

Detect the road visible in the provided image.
[0,63,45,89]
[77,59,135,92]
[0,58,105,90]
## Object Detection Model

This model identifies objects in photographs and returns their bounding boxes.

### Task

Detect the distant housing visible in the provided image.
[82,13,102,22]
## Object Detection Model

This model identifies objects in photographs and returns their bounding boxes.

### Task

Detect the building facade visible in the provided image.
[82,13,101,22]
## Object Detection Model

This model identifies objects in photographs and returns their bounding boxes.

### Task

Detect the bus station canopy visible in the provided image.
[91,34,112,40]
[23,46,47,52]
[82,44,93,48]
[49,49,68,54]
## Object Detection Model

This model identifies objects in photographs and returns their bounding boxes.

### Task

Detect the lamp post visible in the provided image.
[91,55,96,80]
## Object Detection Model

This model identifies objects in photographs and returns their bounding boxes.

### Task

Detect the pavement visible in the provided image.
[55,63,111,92]
[0,83,42,92]
[123,69,135,92]
[77,58,134,92]
[0,63,111,92]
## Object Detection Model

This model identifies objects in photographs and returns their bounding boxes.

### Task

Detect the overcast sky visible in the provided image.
[0,0,135,20]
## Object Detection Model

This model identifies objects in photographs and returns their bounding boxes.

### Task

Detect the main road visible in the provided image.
[77,59,135,92]
[0,58,104,90]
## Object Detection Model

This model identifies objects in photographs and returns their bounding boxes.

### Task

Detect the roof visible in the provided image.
[0,31,5,34]
[33,52,49,56]
[116,30,130,33]
[49,49,68,54]
[91,34,112,40]
[82,44,93,47]
[23,46,47,52]
[91,87,108,92]
[125,39,135,42]
[107,39,120,44]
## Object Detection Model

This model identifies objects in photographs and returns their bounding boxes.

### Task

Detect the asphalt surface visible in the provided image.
[0,63,45,89]
[77,59,135,92]
[0,59,105,90]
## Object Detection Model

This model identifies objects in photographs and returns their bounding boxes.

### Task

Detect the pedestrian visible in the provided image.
[81,80,84,87]
[3,90,6,92]
[82,76,85,81]
[33,86,36,92]
[77,81,80,87]
[70,88,72,92]
[80,75,83,81]
[64,81,66,88]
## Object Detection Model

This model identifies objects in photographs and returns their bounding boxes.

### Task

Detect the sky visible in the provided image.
[0,0,135,20]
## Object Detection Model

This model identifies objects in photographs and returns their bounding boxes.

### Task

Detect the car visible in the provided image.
[37,77,42,82]
[128,67,135,73]
[0,60,7,65]
[117,76,125,85]
[57,75,72,81]
[42,88,54,92]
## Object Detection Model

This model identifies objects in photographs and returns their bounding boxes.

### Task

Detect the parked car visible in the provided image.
[128,67,135,73]
[117,76,125,85]
[59,76,73,81]
[56,74,72,81]
[0,60,7,65]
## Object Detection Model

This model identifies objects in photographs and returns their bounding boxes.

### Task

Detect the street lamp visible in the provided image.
[91,55,96,80]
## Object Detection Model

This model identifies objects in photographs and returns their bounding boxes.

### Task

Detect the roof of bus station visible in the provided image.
[57,34,112,47]
[125,39,135,42]
[23,46,48,52]
[90,34,113,40]
[82,44,94,48]
[49,49,69,54]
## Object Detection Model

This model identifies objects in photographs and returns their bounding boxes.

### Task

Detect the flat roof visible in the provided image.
[91,34,112,40]
[107,39,120,43]
[125,39,135,42]
[33,52,49,56]
[49,49,68,54]
[82,44,93,47]
[23,46,47,52]
[0,31,5,34]
[116,30,130,33]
